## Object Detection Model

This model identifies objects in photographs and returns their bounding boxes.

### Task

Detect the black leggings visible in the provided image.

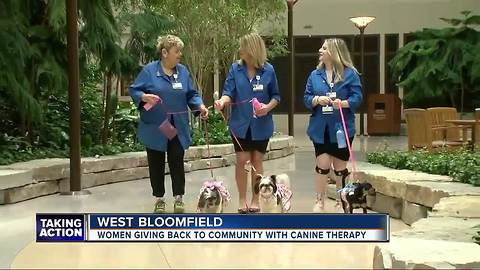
[146,136,185,197]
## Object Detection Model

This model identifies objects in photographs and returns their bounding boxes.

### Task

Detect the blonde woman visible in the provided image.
[214,33,281,213]
[303,38,363,212]
[129,35,208,213]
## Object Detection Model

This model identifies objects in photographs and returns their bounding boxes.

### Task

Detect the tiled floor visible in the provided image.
[0,133,409,269]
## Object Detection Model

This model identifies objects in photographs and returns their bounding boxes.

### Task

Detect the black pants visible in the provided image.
[146,136,185,197]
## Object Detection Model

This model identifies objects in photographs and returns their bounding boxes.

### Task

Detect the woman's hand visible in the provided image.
[312,96,331,107]
[214,96,231,111]
[214,99,225,111]
[141,94,161,104]
[199,104,209,120]
[332,99,349,109]
[255,103,271,117]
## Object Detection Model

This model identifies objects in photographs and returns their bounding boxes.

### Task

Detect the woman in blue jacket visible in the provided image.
[304,38,363,212]
[214,33,281,213]
[129,35,208,214]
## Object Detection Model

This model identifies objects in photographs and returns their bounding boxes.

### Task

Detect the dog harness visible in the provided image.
[276,183,293,212]
[337,183,356,203]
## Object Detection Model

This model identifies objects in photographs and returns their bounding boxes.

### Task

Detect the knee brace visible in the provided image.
[334,168,350,177]
[334,168,350,188]
[315,166,330,175]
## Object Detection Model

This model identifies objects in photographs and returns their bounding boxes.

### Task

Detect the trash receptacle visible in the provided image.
[367,94,401,135]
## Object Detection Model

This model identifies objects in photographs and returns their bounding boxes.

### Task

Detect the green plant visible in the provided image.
[0,142,145,166]
[38,65,104,149]
[120,7,174,64]
[112,101,139,145]
[148,0,288,95]
[389,11,480,111]
[0,0,125,129]
[367,148,480,186]
[191,108,230,146]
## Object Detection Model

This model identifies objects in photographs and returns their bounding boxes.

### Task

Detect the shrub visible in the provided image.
[367,148,480,186]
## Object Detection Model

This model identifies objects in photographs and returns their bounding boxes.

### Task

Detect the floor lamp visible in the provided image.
[349,16,375,136]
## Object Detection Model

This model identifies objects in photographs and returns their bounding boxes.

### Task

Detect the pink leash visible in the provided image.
[145,96,258,173]
[217,109,257,173]
[217,99,258,173]
[202,116,215,179]
[337,103,358,182]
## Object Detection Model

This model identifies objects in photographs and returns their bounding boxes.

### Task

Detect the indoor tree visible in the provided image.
[389,11,480,112]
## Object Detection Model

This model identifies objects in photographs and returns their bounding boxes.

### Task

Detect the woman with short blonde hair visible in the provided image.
[304,38,363,212]
[215,33,281,213]
[156,35,185,55]
[129,34,208,213]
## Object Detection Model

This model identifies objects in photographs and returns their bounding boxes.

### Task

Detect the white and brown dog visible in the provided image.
[197,180,231,213]
[254,174,293,213]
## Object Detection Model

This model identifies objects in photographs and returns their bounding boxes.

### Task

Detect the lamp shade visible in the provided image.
[349,16,376,28]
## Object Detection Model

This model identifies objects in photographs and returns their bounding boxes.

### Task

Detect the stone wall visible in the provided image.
[327,162,480,225]
[332,162,480,269]
[0,136,294,204]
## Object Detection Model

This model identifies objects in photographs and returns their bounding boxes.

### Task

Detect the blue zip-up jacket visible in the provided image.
[222,61,281,140]
[304,67,363,144]
[129,61,204,151]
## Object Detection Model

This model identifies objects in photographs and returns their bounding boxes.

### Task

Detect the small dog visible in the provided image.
[338,182,376,214]
[197,180,231,213]
[254,174,292,213]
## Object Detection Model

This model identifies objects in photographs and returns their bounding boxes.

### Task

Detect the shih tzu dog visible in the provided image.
[254,174,293,213]
[338,182,376,214]
[197,179,231,213]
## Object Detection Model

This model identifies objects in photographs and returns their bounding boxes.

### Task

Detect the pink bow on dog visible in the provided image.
[198,179,231,203]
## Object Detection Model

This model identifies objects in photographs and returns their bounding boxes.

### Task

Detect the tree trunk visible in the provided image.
[448,91,456,109]
[112,76,121,143]
[102,75,107,112]
[101,72,113,145]
[120,76,126,97]
[459,68,465,115]
[19,116,26,138]
[27,58,37,144]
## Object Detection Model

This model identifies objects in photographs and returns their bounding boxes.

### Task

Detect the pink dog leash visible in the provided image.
[217,103,257,173]
[337,101,358,182]
[202,115,215,179]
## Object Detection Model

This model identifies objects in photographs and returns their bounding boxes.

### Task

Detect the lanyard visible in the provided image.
[156,62,179,82]
[255,75,260,86]
[248,72,260,85]
[324,71,335,92]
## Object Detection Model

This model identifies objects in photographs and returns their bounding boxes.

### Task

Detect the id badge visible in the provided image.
[253,84,264,91]
[322,105,333,114]
[172,82,183,89]
[327,92,336,100]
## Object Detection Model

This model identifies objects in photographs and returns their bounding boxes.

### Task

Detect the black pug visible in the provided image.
[338,182,376,214]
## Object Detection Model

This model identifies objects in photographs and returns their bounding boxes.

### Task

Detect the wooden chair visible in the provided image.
[426,107,462,141]
[404,108,464,151]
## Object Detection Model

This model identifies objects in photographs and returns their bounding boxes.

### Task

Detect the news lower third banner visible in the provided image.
[36,213,389,242]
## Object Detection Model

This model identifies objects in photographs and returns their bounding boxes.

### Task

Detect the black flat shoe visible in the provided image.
[248,207,260,213]
[237,207,248,214]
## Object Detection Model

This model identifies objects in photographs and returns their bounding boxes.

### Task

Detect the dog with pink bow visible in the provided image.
[197,180,231,213]
[254,174,293,213]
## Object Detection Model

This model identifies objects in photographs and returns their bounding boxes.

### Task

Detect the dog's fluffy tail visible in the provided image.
[276,174,290,188]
